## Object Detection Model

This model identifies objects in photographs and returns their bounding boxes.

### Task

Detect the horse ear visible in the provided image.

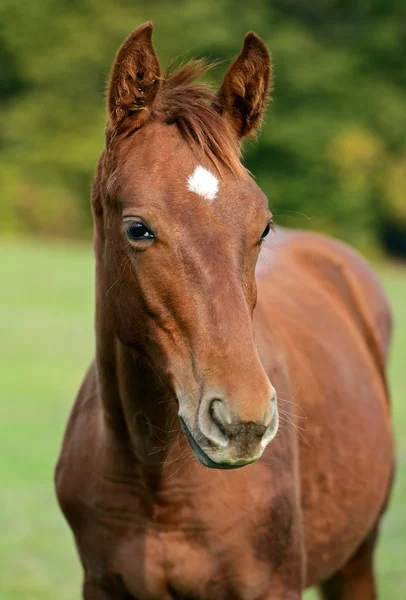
[216,32,272,138]
[107,22,161,129]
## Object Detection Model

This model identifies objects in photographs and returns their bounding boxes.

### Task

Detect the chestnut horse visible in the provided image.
[55,22,394,600]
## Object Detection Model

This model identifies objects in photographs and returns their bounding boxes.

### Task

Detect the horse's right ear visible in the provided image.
[107,22,161,130]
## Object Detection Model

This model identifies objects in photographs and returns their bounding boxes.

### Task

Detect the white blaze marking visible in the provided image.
[187,165,219,201]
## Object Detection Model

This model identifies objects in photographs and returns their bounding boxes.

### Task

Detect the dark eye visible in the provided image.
[260,220,274,243]
[125,220,155,241]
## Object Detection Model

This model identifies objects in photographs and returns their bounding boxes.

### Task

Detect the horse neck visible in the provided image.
[95,283,194,485]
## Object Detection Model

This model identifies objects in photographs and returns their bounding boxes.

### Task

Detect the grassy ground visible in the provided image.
[0,238,404,600]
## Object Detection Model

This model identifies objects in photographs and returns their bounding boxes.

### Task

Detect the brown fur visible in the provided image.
[217,32,272,137]
[55,23,394,600]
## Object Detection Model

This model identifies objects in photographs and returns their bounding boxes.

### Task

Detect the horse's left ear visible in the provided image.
[107,21,161,129]
[216,32,272,138]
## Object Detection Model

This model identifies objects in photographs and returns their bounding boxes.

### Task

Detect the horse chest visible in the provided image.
[113,524,273,600]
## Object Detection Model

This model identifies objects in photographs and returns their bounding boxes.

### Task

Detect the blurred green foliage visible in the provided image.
[0,0,405,254]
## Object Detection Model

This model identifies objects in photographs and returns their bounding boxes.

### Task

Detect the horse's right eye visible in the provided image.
[124,220,155,242]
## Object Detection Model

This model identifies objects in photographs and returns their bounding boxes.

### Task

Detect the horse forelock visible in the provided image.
[105,60,246,178]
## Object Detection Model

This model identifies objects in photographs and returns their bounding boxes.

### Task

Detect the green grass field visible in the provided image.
[0,239,404,599]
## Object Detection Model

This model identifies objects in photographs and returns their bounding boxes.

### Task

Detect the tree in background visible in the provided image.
[0,0,404,255]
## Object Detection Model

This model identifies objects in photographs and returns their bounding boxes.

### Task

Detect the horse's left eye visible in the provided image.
[125,221,155,241]
[260,220,274,243]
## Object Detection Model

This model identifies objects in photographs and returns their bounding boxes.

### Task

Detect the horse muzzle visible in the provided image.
[179,392,279,469]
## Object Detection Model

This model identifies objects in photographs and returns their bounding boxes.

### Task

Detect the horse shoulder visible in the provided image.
[258,229,391,374]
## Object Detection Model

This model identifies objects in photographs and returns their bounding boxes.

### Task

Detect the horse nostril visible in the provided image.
[262,388,277,429]
[209,399,228,439]
[197,397,229,448]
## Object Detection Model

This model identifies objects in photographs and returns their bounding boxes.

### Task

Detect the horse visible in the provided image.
[55,22,394,600]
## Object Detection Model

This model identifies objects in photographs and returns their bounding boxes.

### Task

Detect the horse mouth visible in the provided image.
[179,417,259,470]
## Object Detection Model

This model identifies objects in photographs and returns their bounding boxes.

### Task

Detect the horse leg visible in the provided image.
[318,525,379,600]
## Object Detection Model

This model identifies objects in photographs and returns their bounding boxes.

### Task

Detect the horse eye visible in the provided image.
[125,221,155,241]
[260,220,273,242]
